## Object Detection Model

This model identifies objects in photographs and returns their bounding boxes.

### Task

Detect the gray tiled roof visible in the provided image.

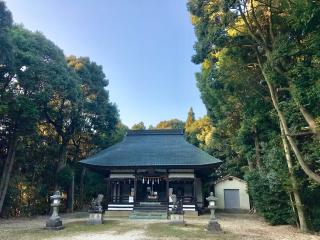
[80,129,221,168]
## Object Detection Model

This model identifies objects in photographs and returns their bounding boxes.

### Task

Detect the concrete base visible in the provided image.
[169,213,185,225]
[88,212,103,224]
[104,211,131,217]
[184,211,199,217]
[45,217,63,230]
[207,220,222,233]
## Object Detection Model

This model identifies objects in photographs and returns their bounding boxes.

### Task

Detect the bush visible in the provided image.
[57,166,74,188]
[246,171,295,225]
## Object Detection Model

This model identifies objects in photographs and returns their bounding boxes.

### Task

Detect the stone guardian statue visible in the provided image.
[88,194,104,224]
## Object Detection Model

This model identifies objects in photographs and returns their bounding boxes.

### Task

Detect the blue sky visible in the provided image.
[5,0,206,127]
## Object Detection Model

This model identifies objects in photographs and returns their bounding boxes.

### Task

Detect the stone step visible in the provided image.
[133,206,168,211]
[129,210,168,220]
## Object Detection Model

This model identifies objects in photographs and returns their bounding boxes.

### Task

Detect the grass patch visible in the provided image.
[146,223,240,240]
[0,220,134,240]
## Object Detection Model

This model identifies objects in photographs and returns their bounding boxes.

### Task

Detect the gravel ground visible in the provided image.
[0,212,87,229]
[196,213,320,240]
[1,212,319,240]
[49,230,145,240]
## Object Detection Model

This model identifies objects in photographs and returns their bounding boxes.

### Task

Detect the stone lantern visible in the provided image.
[206,192,221,233]
[46,191,63,230]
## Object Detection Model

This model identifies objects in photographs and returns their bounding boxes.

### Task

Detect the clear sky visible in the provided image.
[5,0,207,127]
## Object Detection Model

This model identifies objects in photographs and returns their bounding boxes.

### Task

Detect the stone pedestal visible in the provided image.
[88,212,103,224]
[207,219,222,233]
[169,213,185,225]
[46,216,63,230]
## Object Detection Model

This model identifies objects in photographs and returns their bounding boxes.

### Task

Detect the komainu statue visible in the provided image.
[89,194,104,213]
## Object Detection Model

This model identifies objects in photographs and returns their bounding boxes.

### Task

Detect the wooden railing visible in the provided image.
[110,195,196,204]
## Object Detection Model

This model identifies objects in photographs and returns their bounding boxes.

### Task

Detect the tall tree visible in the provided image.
[0,2,121,216]
[0,24,70,214]
[185,107,195,129]
[0,2,14,212]
[187,0,320,231]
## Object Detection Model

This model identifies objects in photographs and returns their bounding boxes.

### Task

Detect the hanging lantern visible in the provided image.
[142,177,145,184]
[147,178,150,184]
[158,178,160,184]
[152,178,154,185]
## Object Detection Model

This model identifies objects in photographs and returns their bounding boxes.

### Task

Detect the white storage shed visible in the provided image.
[214,175,250,211]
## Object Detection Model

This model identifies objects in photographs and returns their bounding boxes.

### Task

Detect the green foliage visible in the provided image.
[187,0,320,230]
[185,107,195,129]
[246,171,294,225]
[83,171,106,199]
[0,0,13,68]
[0,2,122,217]
[155,119,184,130]
[301,183,320,231]
[57,166,74,188]
[131,122,146,130]
[185,116,214,150]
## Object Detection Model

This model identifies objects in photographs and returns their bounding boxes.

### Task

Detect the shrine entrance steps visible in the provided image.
[129,202,168,219]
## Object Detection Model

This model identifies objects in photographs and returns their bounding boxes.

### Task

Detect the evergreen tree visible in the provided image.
[185,107,195,129]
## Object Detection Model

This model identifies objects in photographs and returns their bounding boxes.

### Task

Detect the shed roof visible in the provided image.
[80,129,221,168]
[214,175,247,185]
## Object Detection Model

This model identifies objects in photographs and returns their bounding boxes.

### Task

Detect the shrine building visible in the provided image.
[80,129,220,218]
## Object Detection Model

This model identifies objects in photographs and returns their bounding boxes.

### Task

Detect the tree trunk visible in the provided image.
[273,68,320,140]
[55,138,68,191]
[288,193,299,228]
[57,140,68,173]
[79,167,86,209]
[67,173,74,212]
[247,158,255,172]
[253,126,262,169]
[298,105,320,140]
[280,123,308,232]
[0,136,18,215]
[260,67,320,184]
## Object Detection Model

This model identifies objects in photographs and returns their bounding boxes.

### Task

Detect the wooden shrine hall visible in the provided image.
[80,129,221,218]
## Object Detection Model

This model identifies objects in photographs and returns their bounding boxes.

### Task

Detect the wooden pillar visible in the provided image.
[134,172,137,202]
[193,178,196,205]
[106,178,111,204]
[166,171,169,202]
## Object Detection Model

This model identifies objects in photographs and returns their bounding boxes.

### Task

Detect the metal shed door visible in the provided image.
[224,189,240,209]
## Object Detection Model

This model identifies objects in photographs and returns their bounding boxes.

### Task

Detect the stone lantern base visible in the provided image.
[45,217,63,230]
[207,219,222,233]
[88,212,103,224]
[169,213,185,225]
